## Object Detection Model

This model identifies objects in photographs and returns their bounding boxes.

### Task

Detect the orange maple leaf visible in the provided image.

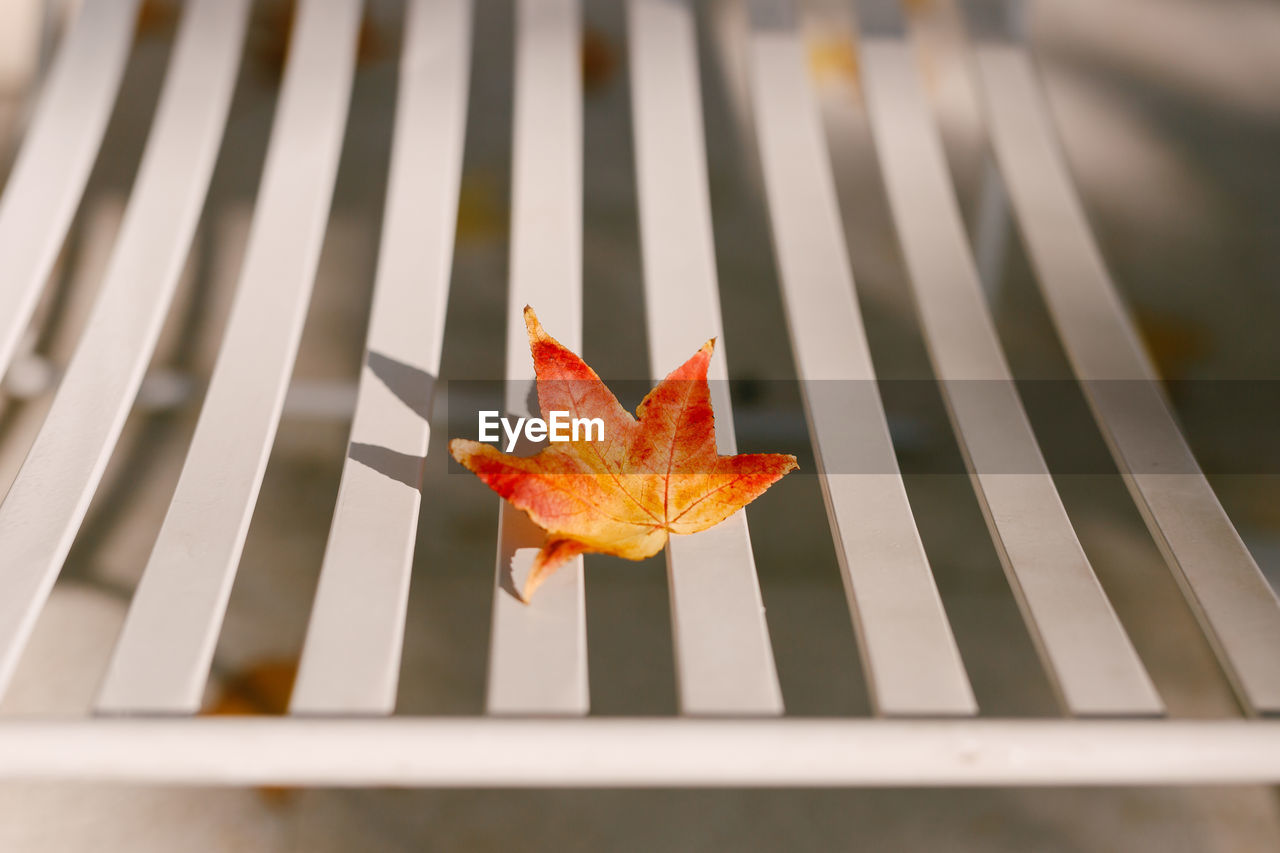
[449,307,797,602]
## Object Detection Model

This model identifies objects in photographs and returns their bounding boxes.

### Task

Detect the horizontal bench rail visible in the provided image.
[1,718,1278,786]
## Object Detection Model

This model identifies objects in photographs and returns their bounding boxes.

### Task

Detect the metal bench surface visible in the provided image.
[0,0,1276,786]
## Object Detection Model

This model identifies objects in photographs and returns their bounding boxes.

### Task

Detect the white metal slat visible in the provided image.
[95,0,363,714]
[486,0,588,715]
[0,0,250,702]
[628,0,783,715]
[971,43,1280,717]
[289,0,474,716]
[0,0,139,381]
[857,33,1162,716]
[6,718,1280,786]
[744,1,976,715]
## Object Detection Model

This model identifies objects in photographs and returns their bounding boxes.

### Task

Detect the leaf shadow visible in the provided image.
[348,442,425,490]
[499,553,521,602]
[497,505,547,603]
[346,352,435,489]
[368,350,434,420]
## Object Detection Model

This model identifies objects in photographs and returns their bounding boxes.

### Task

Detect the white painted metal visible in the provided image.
[290,0,474,716]
[743,1,975,716]
[96,0,362,714]
[2,718,1280,785]
[972,44,1280,717]
[0,0,1272,793]
[0,0,250,702]
[628,0,783,716]
[486,0,588,716]
[0,0,139,381]
[857,36,1161,716]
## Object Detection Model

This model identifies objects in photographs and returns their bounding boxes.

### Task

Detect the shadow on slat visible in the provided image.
[367,350,434,420]
[348,442,425,491]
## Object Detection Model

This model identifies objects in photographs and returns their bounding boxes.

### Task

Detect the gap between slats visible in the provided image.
[743,0,975,716]
[485,0,588,716]
[95,0,362,714]
[0,0,250,703]
[966,39,1280,717]
[289,0,475,716]
[0,0,139,383]
[855,21,1161,717]
[628,0,783,716]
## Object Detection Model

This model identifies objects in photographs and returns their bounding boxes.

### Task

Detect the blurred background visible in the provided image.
[0,0,1278,849]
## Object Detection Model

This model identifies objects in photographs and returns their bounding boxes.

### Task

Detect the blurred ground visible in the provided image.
[1,0,1279,849]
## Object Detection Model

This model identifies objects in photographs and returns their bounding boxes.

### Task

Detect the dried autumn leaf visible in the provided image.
[450,306,797,602]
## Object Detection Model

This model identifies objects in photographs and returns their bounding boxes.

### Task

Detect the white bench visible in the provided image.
[0,0,1277,786]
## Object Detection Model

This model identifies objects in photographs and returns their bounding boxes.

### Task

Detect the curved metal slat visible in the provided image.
[96,0,363,714]
[0,0,139,381]
[743,0,975,716]
[970,42,1280,717]
[0,0,251,702]
[290,0,475,716]
[485,0,588,715]
[628,0,783,715]
[857,30,1161,716]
